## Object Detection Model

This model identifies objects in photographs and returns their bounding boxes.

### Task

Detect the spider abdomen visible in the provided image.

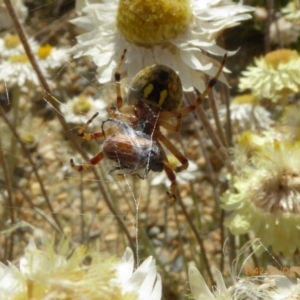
[103,132,164,173]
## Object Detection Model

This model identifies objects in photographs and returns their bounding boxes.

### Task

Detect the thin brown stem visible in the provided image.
[221,84,233,147]
[4,0,136,258]
[0,143,15,261]
[206,79,228,148]
[0,106,63,234]
[197,106,234,174]
[265,0,274,54]
[177,194,215,286]
[185,92,234,173]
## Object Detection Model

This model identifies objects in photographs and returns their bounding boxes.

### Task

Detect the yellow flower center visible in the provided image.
[37,44,53,59]
[72,96,92,114]
[116,0,192,46]
[8,54,29,63]
[233,94,259,105]
[4,34,21,48]
[264,49,299,68]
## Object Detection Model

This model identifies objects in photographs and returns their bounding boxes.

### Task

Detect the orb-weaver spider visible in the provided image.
[70,50,226,201]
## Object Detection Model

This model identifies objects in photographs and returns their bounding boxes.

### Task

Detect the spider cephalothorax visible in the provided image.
[71,49,226,201]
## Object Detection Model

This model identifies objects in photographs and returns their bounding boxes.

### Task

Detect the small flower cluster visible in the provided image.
[0,34,69,91]
[188,241,300,299]
[0,239,161,300]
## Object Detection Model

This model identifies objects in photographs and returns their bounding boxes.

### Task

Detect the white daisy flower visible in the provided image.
[0,34,38,59]
[0,54,49,90]
[70,0,253,91]
[220,94,273,132]
[239,49,300,102]
[0,37,68,91]
[60,95,107,125]
[36,44,69,70]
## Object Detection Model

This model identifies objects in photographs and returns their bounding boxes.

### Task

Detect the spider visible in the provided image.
[70,50,226,201]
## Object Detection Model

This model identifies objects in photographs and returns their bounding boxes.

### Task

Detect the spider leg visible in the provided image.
[157,133,188,172]
[76,112,118,141]
[115,49,127,109]
[70,151,104,172]
[164,165,178,203]
[155,140,178,202]
[106,103,138,125]
[158,116,182,132]
[177,54,227,116]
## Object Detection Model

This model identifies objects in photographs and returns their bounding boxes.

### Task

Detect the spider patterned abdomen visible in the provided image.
[127,64,183,111]
[103,132,164,174]
[102,118,164,175]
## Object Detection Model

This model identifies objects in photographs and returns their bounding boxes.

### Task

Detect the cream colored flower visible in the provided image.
[71,0,253,91]
[222,140,300,256]
[0,239,161,300]
[282,0,300,25]
[281,104,300,141]
[220,94,273,132]
[239,49,300,102]
[0,262,26,300]
[267,266,300,299]
[270,17,300,45]
[188,265,231,300]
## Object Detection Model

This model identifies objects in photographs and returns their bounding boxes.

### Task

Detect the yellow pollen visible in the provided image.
[38,44,53,59]
[233,94,259,105]
[116,0,192,46]
[8,54,29,63]
[4,34,21,48]
[73,97,92,114]
[264,49,299,68]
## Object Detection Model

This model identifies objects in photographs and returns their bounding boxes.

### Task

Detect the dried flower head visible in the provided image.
[281,104,300,141]
[188,265,231,300]
[239,49,300,102]
[0,239,161,300]
[270,17,300,45]
[220,94,273,132]
[282,0,300,25]
[222,140,300,256]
